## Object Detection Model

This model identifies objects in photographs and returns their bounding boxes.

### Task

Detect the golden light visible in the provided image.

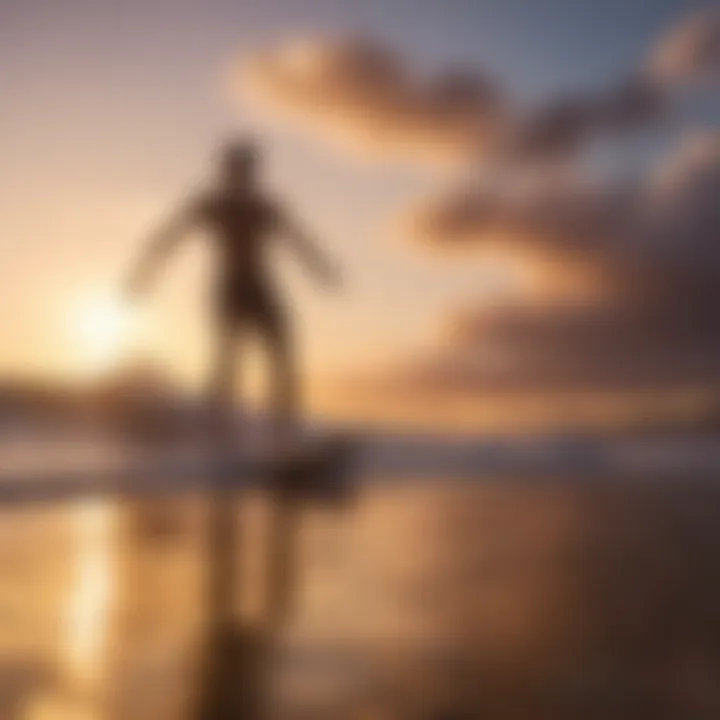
[26,502,116,720]
[65,502,116,689]
[69,291,139,376]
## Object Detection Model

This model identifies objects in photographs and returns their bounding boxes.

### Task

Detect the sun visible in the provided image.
[70,291,137,376]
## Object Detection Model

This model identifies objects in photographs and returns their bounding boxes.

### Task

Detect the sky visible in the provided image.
[1,0,718,428]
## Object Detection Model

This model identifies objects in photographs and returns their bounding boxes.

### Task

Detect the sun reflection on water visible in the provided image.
[65,501,116,691]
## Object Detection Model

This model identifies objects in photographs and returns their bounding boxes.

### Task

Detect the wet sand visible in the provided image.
[1,475,720,719]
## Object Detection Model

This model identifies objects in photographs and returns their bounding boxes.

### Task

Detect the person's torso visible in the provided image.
[199,191,277,285]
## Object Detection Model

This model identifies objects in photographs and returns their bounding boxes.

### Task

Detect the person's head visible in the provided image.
[219,139,261,191]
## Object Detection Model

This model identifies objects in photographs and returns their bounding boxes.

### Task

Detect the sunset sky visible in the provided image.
[1,0,718,428]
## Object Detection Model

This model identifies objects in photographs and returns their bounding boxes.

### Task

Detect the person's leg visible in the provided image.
[258,299,298,445]
[205,317,239,442]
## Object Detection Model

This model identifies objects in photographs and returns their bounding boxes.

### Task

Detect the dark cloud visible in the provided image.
[401,180,637,264]
[399,299,720,395]
[239,12,714,166]
[376,132,720,401]
[404,132,720,268]
[497,77,666,165]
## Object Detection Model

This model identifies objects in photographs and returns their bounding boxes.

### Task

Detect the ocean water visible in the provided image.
[1,436,720,719]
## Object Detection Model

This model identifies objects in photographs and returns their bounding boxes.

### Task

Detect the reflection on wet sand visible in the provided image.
[1,476,720,719]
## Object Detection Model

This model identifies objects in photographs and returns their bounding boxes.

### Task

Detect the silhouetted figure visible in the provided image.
[126,140,341,720]
[127,140,340,440]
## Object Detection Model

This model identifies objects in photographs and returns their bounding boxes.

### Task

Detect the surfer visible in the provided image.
[126,140,341,439]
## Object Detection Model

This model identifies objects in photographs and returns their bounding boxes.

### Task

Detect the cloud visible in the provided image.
[344,132,720,424]
[402,131,720,276]
[648,9,720,83]
[238,12,714,166]
[240,37,505,163]
[234,13,720,429]
[401,296,720,395]
[400,179,636,266]
[495,77,666,165]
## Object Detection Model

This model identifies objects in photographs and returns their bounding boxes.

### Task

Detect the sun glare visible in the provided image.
[70,292,138,376]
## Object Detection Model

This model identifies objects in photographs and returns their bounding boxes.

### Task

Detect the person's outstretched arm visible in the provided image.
[277,207,341,290]
[125,199,200,298]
